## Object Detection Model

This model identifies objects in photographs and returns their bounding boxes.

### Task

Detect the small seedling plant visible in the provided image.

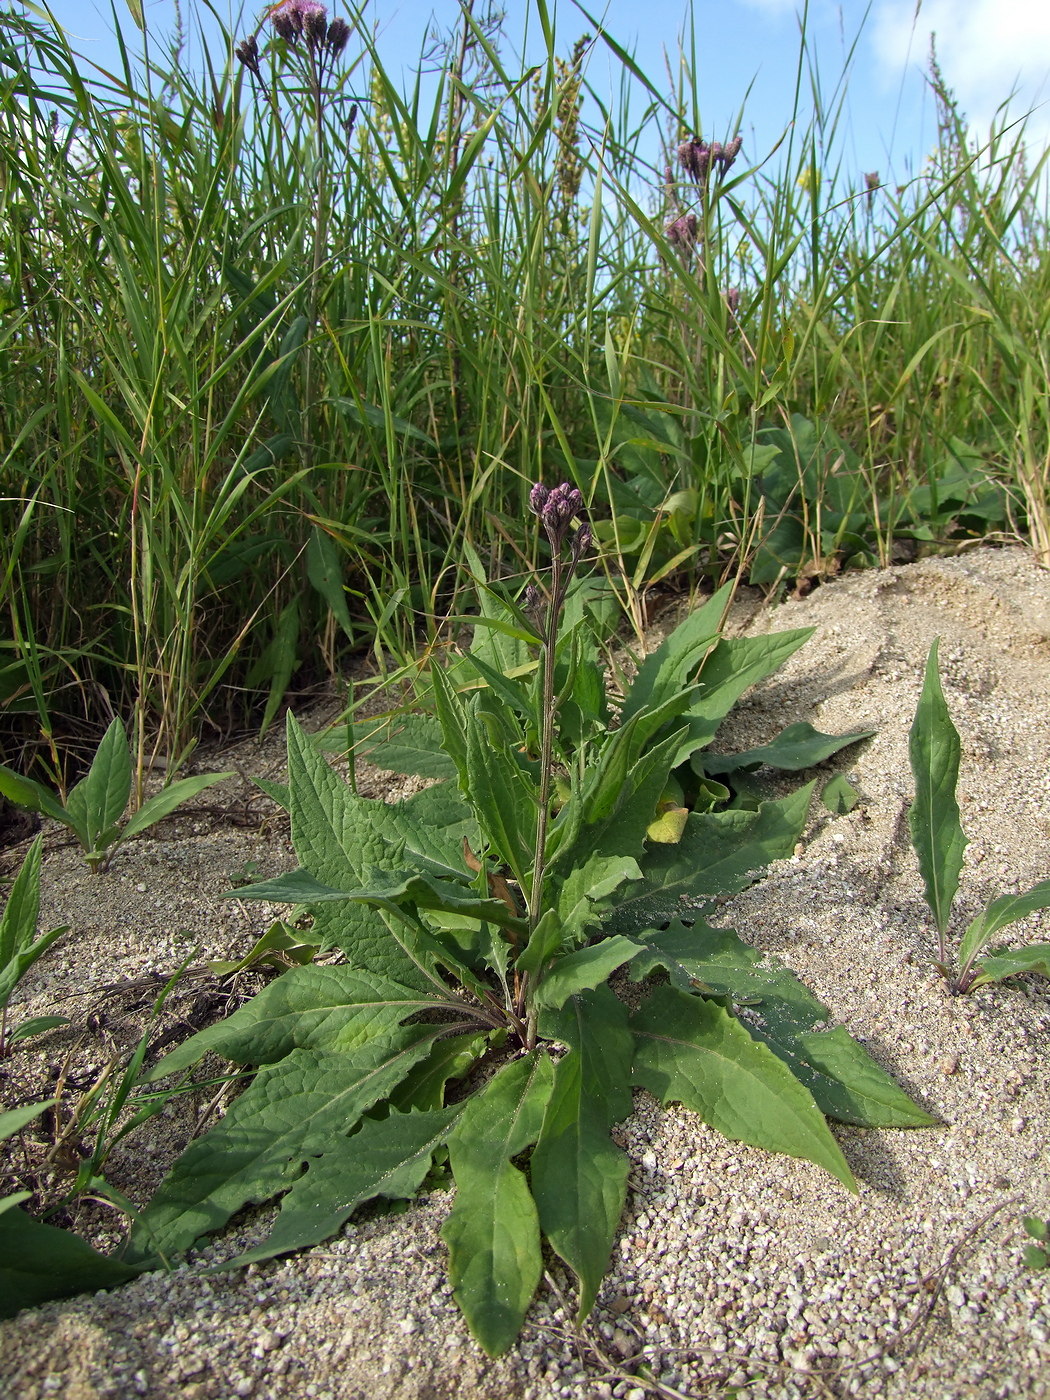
[908,639,1050,994]
[0,718,232,873]
[0,837,69,1053]
[128,486,930,1355]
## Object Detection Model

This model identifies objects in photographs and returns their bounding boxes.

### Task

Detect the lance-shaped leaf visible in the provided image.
[549,731,685,941]
[908,640,967,935]
[285,713,463,986]
[533,937,643,1011]
[119,771,235,844]
[339,712,458,781]
[606,785,814,936]
[0,1207,148,1318]
[442,1052,554,1356]
[620,583,730,722]
[627,919,933,1126]
[967,944,1050,991]
[532,988,633,1319]
[223,1105,464,1269]
[631,985,857,1192]
[0,837,67,1009]
[672,629,815,764]
[64,716,131,854]
[130,1028,448,1262]
[957,880,1050,973]
[145,964,458,1079]
[388,1030,489,1112]
[704,722,876,774]
[462,710,536,896]
[228,867,526,938]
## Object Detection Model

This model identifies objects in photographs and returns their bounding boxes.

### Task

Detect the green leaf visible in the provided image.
[627,919,932,1127]
[253,776,290,810]
[429,661,470,788]
[620,584,730,722]
[64,717,131,855]
[704,722,875,774]
[958,880,1050,971]
[822,773,860,814]
[206,920,322,977]
[534,937,643,1011]
[968,944,1050,990]
[388,1030,489,1112]
[284,713,459,986]
[442,1053,554,1356]
[631,985,857,1191]
[339,713,457,780]
[908,640,967,935]
[131,1029,448,1261]
[0,835,42,973]
[462,706,536,894]
[0,837,67,1010]
[516,908,567,976]
[0,767,69,828]
[9,1015,70,1043]
[672,629,814,763]
[1024,1216,1049,1242]
[606,785,814,935]
[0,1207,147,1319]
[0,1100,55,1141]
[121,770,235,843]
[223,1105,464,1269]
[145,964,454,1079]
[532,987,633,1319]
[306,525,355,640]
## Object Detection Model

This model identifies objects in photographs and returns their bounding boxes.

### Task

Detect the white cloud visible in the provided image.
[871,0,1050,147]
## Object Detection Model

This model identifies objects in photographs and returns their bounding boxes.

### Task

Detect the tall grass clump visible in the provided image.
[0,1,1046,780]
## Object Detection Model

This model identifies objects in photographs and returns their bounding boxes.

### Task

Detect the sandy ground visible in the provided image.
[1,545,1048,1400]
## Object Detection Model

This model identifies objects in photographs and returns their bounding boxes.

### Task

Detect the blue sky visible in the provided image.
[33,0,1050,185]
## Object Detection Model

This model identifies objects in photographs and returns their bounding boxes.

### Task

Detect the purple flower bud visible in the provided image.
[235,36,262,77]
[725,287,740,317]
[306,8,328,46]
[542,483,583,533]
[723,135,743,167]
[529,482,550,516]
[572,521,593,561]
[327,16,350,56]
[678,138,711,185]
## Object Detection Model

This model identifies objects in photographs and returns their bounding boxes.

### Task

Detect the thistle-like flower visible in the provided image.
[665,212,698,252]
[677,134,743,187]
[327,17,351,56]
[529,480,588,556]
[270,0,328,44]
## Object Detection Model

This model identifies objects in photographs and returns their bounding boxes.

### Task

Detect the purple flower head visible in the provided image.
[678,134,742,186]
[530,481,588,555]
[327,16,351,55]
[270,0,327,43]
[542,482,583,533]
[665,212,698,252]
[678,138,711,185]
